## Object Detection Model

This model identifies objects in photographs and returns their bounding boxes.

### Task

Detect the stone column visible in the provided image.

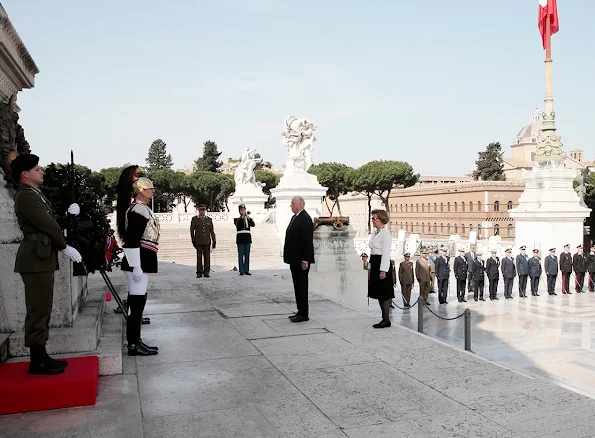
[309,225,368,312]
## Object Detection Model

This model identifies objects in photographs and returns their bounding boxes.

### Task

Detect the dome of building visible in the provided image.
[516,124,535,139]
[513,109,542,144]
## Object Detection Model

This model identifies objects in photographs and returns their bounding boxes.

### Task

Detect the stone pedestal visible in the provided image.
[509,165,591,253]
[228,183,269,223]
[309,225,368,312]
[270,169,327,251]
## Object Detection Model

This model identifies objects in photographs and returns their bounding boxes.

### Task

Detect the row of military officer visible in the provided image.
[396,244,595,306]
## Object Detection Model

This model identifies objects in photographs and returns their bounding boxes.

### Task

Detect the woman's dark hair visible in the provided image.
[116,165,139,242]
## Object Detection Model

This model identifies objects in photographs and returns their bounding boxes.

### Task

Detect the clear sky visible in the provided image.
[3,0,593,176]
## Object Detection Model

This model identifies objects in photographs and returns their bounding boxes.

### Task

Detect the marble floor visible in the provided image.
[369,274,595,399]
[3,263,595,437]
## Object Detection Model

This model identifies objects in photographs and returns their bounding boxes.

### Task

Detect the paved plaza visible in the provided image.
[3,261,595,437]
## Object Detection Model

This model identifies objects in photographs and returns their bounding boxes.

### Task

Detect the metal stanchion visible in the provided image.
[417,296,424,334]
[464,308,472,351]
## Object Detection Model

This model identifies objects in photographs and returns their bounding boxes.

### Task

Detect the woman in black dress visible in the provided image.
[367,209,394,328]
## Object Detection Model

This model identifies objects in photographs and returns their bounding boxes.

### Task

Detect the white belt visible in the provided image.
[237,230,251,234]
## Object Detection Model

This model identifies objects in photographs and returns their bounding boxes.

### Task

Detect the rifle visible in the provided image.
[67,150,90,276]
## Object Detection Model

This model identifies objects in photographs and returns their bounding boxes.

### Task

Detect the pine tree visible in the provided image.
[473,142,505,181]
[146,139,173,172]
[194,140,222,172]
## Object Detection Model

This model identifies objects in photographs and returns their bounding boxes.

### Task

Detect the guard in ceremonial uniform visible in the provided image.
[501,248,516,299]
[587,245,595,292]
[234,204,255,275]
[560,244,573,294]
[190,204,216,277]
[544,248,558,295]
[117,166,160,356]
[516,246,529,298]
[573,245,587,293]
[11,154,83,375]
[528,249,542,296]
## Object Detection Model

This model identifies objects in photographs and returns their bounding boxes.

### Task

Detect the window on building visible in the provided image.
[478,201,482,211]
[422,222,425,233]
[405,222,408,231]
[469,224,474,233]
[447,223,451,234]
[400,204,403,212]
[416,203,419,212]
[462,202,466,212]
[454,223,458,234]
[507,200,513,210]
[440,223,444,234]
[434,223,437,234]
[447,202,450,212]
[434,203,437,212]
[470,202,473,212]
[422,203,425,212]
[462,224,466,235]
[507,224,513,237]
[454,202,458,212]
[494,224,499,236]
[440,203,444,212]
[427,203,431,211]
[494,201,500,212]
[416,222,419,232]
[477,224,482,237]
[405,204,408,213]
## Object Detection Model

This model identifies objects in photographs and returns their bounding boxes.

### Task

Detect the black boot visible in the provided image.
[128,343,158,356]
[29,347,64,375]
[139,338,158,351]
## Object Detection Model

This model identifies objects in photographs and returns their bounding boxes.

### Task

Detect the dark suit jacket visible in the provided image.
[528,256,542,277]
[454,255,468,280]
[283,210,315,265]
[471,259,485,282]
[560,252,573,273]
[434,256,450,280]
[486,257,500,280]
[544,255,559,275]
[501,257,516,279]
[190,215,216,246]
[573,253,587,274]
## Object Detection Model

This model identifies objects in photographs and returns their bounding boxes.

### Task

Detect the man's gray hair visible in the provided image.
[296,196,305,206]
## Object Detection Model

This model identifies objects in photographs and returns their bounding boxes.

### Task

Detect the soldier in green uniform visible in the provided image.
[189,204,216,278]
[10,154,83,375]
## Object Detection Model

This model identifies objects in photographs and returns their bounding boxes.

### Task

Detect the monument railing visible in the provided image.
[110,209,277,226]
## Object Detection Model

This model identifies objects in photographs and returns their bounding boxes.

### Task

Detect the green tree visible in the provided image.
[308,162,353,216]
[98,166,126,206]
[41,163,119,273]
[148,169,181,213]
[186,171,234,211]
[146,139,173,172]
[473,142,505,181]
[194,140,222,172]
[255,169,281,207]
[351,161,419,233]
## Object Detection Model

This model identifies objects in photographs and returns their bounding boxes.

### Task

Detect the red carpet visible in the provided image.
[0,356,98,415]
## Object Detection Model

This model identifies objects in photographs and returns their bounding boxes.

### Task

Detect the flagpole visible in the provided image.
[535,5,563,163]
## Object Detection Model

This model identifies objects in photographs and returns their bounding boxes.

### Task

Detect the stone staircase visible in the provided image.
[158,222,282,264]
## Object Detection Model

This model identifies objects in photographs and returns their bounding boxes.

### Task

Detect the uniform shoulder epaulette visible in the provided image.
[129,203,151,219]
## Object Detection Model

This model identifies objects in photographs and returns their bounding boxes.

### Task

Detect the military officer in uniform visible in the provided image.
[398,252,414,307]
[190,204,216,278]
[516,246,529,298]
[471,251,486,301]
[11,154,83,375]
[528,249,542,296]
[486,250,500,300]
[560,244,573,294]
[587,245,595,292]
[544,248,558,295]
[573,245,587,293]
[454,248,468,303]
[501,248,516,299]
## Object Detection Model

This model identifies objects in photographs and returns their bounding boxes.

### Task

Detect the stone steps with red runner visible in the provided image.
[0,355,99,415]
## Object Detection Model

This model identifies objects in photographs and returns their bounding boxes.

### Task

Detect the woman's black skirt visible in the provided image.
[368,255,395,300]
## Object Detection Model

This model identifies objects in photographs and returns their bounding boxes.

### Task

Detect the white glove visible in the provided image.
[62,245,82,263]
[133,266,143,284]
[67,203,80,216]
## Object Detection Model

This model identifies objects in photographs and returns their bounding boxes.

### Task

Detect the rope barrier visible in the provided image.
[423,303,467,321]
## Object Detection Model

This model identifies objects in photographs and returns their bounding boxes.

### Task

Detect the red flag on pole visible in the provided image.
[538,0,559,49]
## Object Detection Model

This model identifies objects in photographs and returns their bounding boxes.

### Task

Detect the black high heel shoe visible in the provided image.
[373,320,391,329]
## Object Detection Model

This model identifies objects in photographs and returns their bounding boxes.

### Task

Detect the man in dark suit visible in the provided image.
[465,245,477,293]
[588,245,595,292]
[528,249,542,296]
[454,248,468,303]
[434,247,450,304]
[516,246,529,298]
[486,250,500,300]
[560,244,573,294]
[284,196,314,322]
[471,252,486,301]
[501,248,516,299]
[573,245,587,293]
[544,248,558,295]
